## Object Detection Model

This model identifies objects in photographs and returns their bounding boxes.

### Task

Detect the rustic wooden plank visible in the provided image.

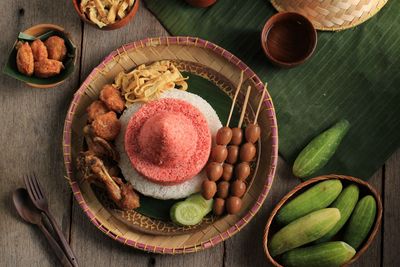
[0,0,82,266]
[70,4,224,265]
[383,147,400,266]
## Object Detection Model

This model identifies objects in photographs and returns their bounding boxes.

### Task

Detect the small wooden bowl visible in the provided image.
[72,0,140,30]
[261,12,317,68]
[263,174,383,266]
[185,0,217,8]
[3,24,77,89]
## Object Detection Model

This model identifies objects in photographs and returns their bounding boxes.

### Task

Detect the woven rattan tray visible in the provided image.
[63,36,278,254]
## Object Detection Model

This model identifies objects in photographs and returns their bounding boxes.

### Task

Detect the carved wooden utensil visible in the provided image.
[24,174,78,267]
[12,188,74,267]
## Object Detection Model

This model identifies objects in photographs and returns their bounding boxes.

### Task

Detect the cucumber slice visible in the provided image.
[170,201,204,226]
[186,193,213,216]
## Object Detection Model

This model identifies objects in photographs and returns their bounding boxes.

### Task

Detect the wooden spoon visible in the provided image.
[12,188,74,267]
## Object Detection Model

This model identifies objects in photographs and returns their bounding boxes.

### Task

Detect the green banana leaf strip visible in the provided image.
[145,0,400,179]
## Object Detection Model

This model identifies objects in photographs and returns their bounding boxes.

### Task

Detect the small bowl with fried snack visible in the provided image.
[3,24,77,88]
[72,0,140,30]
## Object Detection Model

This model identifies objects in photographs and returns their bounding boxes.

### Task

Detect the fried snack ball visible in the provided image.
[44,36,67,61]
[87,100,109,122]
[100,84,125,113]
[34,59,64,78]
[92,111,121,141]
[16,42,34,76]
[30,39,48,62]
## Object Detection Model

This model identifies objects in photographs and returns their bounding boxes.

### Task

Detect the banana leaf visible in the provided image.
[145,0,400,179]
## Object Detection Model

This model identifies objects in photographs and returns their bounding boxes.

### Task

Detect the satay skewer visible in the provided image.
[226,71,244,127]
[254,83,268,124]
[237,85,252,129]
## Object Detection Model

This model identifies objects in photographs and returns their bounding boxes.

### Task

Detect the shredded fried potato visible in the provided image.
[80,0,135,28]
[113,61,188,105]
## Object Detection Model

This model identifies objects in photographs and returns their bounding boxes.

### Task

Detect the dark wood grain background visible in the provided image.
[0,1,398,266]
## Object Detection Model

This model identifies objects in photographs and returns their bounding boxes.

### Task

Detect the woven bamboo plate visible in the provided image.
[263,174,383,266]
[271,0,388,31]
[63,36,278,254]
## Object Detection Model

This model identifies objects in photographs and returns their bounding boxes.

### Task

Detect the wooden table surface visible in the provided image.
[0,1,399,266]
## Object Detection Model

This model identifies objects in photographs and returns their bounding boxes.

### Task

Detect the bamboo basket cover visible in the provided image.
[271,0,388,31]
[63,36,278,254]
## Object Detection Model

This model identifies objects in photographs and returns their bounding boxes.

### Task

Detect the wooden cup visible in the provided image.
[261,12,317,68]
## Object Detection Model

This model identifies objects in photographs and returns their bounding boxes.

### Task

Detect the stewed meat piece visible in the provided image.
[100,84,125,113]
[91,111,121,141]
[87,100,109,122]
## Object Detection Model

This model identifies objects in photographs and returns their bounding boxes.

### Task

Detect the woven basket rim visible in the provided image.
[270,0,388,32]
[263,174,383,266]
[62,36,279,254]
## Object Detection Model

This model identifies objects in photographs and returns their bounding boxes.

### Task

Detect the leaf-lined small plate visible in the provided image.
[3,24,77,88]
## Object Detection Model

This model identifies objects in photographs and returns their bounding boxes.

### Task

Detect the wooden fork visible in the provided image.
[24,173,78,267]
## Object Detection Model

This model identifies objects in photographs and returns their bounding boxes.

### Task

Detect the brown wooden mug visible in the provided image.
[261,12,317,68]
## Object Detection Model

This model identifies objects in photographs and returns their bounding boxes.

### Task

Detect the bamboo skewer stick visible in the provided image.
[226,71,244,127]
[254,82,268,124]
[238,85,252,128]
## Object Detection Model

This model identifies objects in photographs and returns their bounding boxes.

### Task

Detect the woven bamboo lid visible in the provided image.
[270,0,388,31]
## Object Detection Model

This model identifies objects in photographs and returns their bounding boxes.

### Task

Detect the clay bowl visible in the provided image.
[72,0,140,30]
[185,0,217,8]
[261,12,317,68]
[263,174,383,266]
[3,24,77,89]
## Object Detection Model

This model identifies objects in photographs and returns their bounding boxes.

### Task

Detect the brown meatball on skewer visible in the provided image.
[100,84,125,113]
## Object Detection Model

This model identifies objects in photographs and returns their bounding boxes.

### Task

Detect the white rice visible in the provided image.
[116,89,222,200]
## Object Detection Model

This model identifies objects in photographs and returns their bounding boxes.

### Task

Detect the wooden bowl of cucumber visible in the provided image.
[263,174,382,267]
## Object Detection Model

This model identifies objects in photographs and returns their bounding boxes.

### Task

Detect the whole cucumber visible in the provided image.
[281,241,356,267]
[293,119,350,179]
[315,184,360,243]
[276,180,342,225]
[268,208,340,257]
[343,195,377,249]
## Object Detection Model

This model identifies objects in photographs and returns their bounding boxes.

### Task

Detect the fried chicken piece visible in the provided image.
[44,36,67,61]
[76,152,140,210]
[34,59,64,78]
[16,42,34,76]
[87,100,109,122]
[119,183,140,210]
[83,125,119,161]
[30,39,48,62]
[100,84,125,113]
[92,111,121,141]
